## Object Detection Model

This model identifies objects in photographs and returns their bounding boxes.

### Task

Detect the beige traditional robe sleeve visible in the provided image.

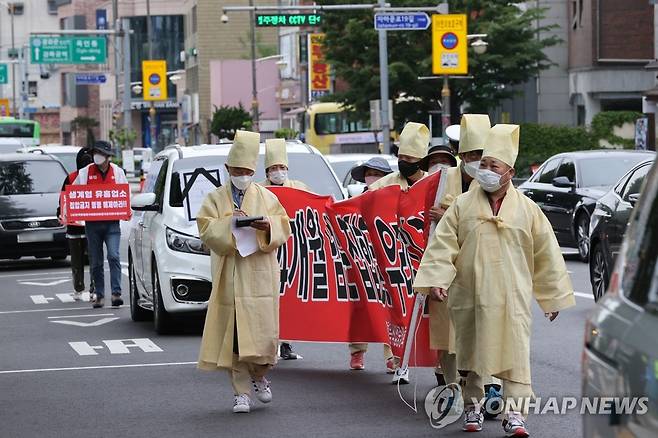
[530,204,577,312]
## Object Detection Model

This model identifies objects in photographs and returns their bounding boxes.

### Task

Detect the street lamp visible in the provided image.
[471,38,488,55]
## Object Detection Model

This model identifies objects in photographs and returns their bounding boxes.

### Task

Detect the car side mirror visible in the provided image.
[347,183,366,198]
[552,176,575,189]
[132,192,159,212]
[627,193,640,206]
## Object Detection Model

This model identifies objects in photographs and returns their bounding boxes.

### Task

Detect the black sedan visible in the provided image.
[0,154,69,261]
[588,158,655,301]
[518,150,655,261]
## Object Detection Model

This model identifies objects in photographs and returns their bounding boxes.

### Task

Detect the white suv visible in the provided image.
[128,142,345,333]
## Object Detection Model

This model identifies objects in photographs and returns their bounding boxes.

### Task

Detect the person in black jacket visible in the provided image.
[57,147,95,301]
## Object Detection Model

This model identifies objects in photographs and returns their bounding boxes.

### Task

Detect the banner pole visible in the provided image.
[393,170,449,383]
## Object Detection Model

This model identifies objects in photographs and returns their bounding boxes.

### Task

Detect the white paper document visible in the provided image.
[232,219,260,257]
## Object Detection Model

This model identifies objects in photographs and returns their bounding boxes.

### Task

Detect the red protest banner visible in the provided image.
[268,171,441,367]
[61,183,131,223]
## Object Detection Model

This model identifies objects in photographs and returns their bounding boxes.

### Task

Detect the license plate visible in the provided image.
[17,232,54,243]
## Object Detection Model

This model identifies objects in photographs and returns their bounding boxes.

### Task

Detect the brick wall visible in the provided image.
[598,0,654,61]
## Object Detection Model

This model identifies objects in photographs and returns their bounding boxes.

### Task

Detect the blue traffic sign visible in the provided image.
[374,12,431,30]
[441,32,459,50]
[75,73,107,85]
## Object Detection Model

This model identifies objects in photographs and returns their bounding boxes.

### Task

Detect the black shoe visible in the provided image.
[280,342,298,360]
[92,297,105,308]
[111,293,124,307]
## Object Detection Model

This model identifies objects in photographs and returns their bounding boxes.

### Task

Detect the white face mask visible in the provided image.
[268,170,288,185]
[93,154,107,166]
[429,163,450,175]
[476,168,511,193]
[462,160,480,178]
[231,175,253,191]
[364,175,381,187]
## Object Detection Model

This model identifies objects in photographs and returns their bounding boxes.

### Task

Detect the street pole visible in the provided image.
[9,4,16,117]
[113,0,120,127]
[441,74,450,144]
[122,19,132,132]
[377,0,390,154]
[19,45,27,119]
[249,0,259,131]
[146,0,156,148]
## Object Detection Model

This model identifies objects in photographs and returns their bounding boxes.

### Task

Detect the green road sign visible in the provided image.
[0,64,7,84]
[255,13,322,27]
[30,36,107,64]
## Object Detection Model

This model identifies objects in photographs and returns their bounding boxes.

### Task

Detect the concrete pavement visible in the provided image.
[0,253,595,437]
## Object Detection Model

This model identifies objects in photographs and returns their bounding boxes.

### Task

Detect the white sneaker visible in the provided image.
[233,394,251,413]
[251,377,272,403]
[72,291,82,301]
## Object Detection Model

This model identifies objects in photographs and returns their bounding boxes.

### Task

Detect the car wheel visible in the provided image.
[129,254,151,322]
[152,259,173,334]
[576,214,590,262]
[590,243,609,302]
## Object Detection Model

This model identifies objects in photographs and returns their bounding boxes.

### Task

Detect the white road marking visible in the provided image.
[53,317,120,327]
[48,313,115,319]
[0,271,70,279]
[69,338,163,356]
[574,291,594,300]
[0,362,197,375]
[18,279,70,287]
[0,305,127,315]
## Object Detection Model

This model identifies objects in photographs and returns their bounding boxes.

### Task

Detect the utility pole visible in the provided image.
[249,0,259,131]
[146,0,156,148]
[122,19,132,131]
[441,75,450,144]
[377,0,390,154]
[113,0,120,126]
[9,3,16,117]
[19,45,27,119]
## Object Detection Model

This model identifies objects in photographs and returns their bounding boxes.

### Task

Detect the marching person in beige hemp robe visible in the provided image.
[196,130,292,414]
[420,114,491,389]
[349,122,429,379]
[414,124,575,436]
[260,137,309,361]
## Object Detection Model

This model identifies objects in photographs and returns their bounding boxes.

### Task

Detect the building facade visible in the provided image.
[568,0,654,125]
[0,0,62,143]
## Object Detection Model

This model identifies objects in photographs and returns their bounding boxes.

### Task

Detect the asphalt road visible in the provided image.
[0,242,596,438]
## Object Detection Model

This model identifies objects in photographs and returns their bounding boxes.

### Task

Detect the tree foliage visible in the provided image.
[320,0,560,127]
[210,104,253,140]
[71,116,99,147]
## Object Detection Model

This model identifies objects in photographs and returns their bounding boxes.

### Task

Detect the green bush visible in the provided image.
[590,111,641,149]
[274,128,299,140]
[210,104,253,140]
[517,123,595,177]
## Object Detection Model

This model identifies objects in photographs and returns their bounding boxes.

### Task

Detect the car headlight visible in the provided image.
[166,227,209,255]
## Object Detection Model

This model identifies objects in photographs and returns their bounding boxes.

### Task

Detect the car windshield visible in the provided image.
[0,160,66,195]
[51,152,78,173]
[330,161,359,183]
[579,155,652,188]
[169,152,344,205]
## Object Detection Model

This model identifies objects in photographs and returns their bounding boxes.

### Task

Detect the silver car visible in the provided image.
[583,160,658,436]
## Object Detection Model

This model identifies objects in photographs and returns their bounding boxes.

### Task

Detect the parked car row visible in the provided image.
[518,150,654,262]
[128,141,344,333]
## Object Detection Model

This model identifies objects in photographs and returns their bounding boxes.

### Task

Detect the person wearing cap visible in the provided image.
[414,124,575,436]
[57,147,95,301]
[350,156,394,192]
[418,115,490,390]
[369,122,429,191]
[261,138,310,191]
[73,141,129,309]
[196,130,292,414]
[352,122,429,378]
[261,138,308,361]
